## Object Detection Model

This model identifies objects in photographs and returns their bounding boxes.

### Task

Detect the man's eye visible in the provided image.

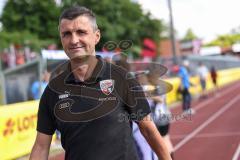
[62,32,70,37]
[77,30,86,35]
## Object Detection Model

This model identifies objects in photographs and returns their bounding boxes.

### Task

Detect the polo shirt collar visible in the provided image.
[65,55,106,84]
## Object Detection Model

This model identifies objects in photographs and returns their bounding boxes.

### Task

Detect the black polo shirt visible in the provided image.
[37,56,151,160]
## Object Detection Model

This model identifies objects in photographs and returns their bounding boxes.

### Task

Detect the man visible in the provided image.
[178,60,194,114]
[196,62,209,99]
[30,6,171,160]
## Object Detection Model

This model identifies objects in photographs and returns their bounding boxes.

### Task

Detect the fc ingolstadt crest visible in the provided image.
[100,79,114,95]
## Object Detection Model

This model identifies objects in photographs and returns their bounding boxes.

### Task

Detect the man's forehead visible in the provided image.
[59,16,91,30]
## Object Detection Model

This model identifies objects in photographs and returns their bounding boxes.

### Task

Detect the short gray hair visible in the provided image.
[59,6,98,31]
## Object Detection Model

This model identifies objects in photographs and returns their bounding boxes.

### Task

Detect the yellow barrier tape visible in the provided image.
[165,67,240,105]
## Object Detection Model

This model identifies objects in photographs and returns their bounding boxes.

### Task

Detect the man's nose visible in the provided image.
[70,33,79,44]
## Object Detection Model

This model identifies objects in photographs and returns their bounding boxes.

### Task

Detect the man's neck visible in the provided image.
[70,56,98,82]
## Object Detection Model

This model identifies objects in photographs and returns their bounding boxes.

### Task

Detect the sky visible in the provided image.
[0,0,5,14]
[137,0,240,42]
[0,0,240,42]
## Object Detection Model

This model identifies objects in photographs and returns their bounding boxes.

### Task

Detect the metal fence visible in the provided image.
[0,57,66,105]
[1,59,41,104]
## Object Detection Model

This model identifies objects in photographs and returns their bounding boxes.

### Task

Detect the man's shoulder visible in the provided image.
[41,84,58,98]
[106,62,128,79]
[39,84,60,109]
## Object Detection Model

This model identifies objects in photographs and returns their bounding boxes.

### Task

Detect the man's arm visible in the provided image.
[138,114,172,160]
[30,132,53,160]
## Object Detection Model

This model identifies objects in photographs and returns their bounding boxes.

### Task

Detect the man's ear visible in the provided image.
[95,29,101,44]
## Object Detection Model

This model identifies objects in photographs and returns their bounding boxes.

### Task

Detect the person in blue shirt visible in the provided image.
[178,60,195,114]
[31,71,50,100]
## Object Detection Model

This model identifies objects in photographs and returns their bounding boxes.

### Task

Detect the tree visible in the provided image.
[0,0,60,51]
[206,33,240,47]
[1,0,60,39]
[0,0,165,55]
[61,0,165,52]
[0,30,55,51]
[182,28,198,41]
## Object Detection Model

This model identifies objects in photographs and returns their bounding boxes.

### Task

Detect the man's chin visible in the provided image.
[69,53,97,61]
[69,51,90,59]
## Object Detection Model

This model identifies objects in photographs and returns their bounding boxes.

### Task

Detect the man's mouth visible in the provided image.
[69,46,84,50]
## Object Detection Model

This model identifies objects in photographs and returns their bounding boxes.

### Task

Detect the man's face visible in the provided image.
[59,16,100,59]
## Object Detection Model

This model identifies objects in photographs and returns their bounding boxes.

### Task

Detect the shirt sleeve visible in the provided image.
[36,86,56,135]
[124,78,151,122]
